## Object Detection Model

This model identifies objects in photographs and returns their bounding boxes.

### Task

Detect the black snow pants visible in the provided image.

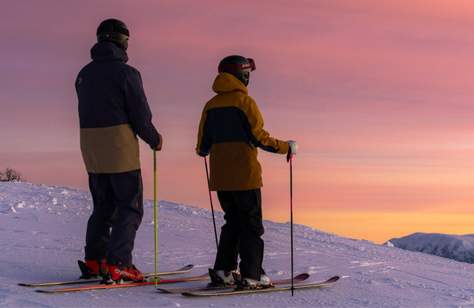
[213,189,264,280]
[84,170,144,267]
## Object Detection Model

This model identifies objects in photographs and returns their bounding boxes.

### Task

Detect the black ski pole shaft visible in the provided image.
[290,157,294,296]
[204,157,219,250]
[153,150,159,285]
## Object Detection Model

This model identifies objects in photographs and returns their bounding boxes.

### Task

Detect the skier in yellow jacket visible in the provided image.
[196,55,297,289]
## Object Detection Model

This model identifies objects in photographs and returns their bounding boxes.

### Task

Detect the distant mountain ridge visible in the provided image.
[386,232,474,264]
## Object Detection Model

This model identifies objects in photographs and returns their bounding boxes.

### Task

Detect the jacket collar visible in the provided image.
[90,41,128,63]
[212,73,248,95]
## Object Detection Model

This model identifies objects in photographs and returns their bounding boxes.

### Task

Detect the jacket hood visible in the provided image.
[90,41,128,63]
[212,73,248,95]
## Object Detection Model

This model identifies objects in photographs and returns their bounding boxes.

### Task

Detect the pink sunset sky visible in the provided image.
[2,0,474,242]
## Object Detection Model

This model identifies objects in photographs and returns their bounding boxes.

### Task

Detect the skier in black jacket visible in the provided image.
[75,19,162,282]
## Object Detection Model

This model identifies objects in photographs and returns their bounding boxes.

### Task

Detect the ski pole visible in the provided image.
[290,156,294,296]
[204,157,219,250]
[153,150,159,286]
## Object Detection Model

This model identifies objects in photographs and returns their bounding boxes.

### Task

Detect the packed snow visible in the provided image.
[2,182,474,307]
[387,233,474,264]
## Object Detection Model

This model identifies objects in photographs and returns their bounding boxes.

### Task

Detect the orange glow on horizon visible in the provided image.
[265,210,474,244]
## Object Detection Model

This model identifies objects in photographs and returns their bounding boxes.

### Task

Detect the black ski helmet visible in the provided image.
[96,18,130,50]
[218,55,256,86]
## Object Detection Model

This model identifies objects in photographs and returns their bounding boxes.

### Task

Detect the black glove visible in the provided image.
[198,151,209,157]
[152,133,163,151]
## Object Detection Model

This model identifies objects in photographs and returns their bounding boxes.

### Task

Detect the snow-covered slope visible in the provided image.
[387,233,474,264]
[2,182,474,307]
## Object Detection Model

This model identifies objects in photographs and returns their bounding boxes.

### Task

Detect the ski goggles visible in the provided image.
[219,58,256,73]
[242,58,256,71]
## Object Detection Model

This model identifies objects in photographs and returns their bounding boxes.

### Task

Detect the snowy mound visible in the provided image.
[2,182,474,307]
[387,232,474,264]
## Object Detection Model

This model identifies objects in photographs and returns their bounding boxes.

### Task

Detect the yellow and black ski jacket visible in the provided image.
[196,73,289,191]
[76,42,160,174]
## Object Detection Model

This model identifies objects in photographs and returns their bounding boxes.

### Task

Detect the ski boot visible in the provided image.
[104,264,144,284]
[239,274,273,290]
[78,259,106,279]
[208,268,239,287]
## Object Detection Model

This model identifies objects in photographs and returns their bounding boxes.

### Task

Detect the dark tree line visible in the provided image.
[0,168,24,182]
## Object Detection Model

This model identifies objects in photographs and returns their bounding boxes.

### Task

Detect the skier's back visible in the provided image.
[196,55,297,288]
[76,19,162,283]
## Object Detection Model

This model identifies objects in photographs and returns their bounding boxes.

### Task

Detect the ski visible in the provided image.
[36,273,208,294]
[157,273,309,294]
[181,275,339,297]
[19,264,194,288]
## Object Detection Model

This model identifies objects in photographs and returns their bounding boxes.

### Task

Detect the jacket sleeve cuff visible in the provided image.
[278,141,290,154]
